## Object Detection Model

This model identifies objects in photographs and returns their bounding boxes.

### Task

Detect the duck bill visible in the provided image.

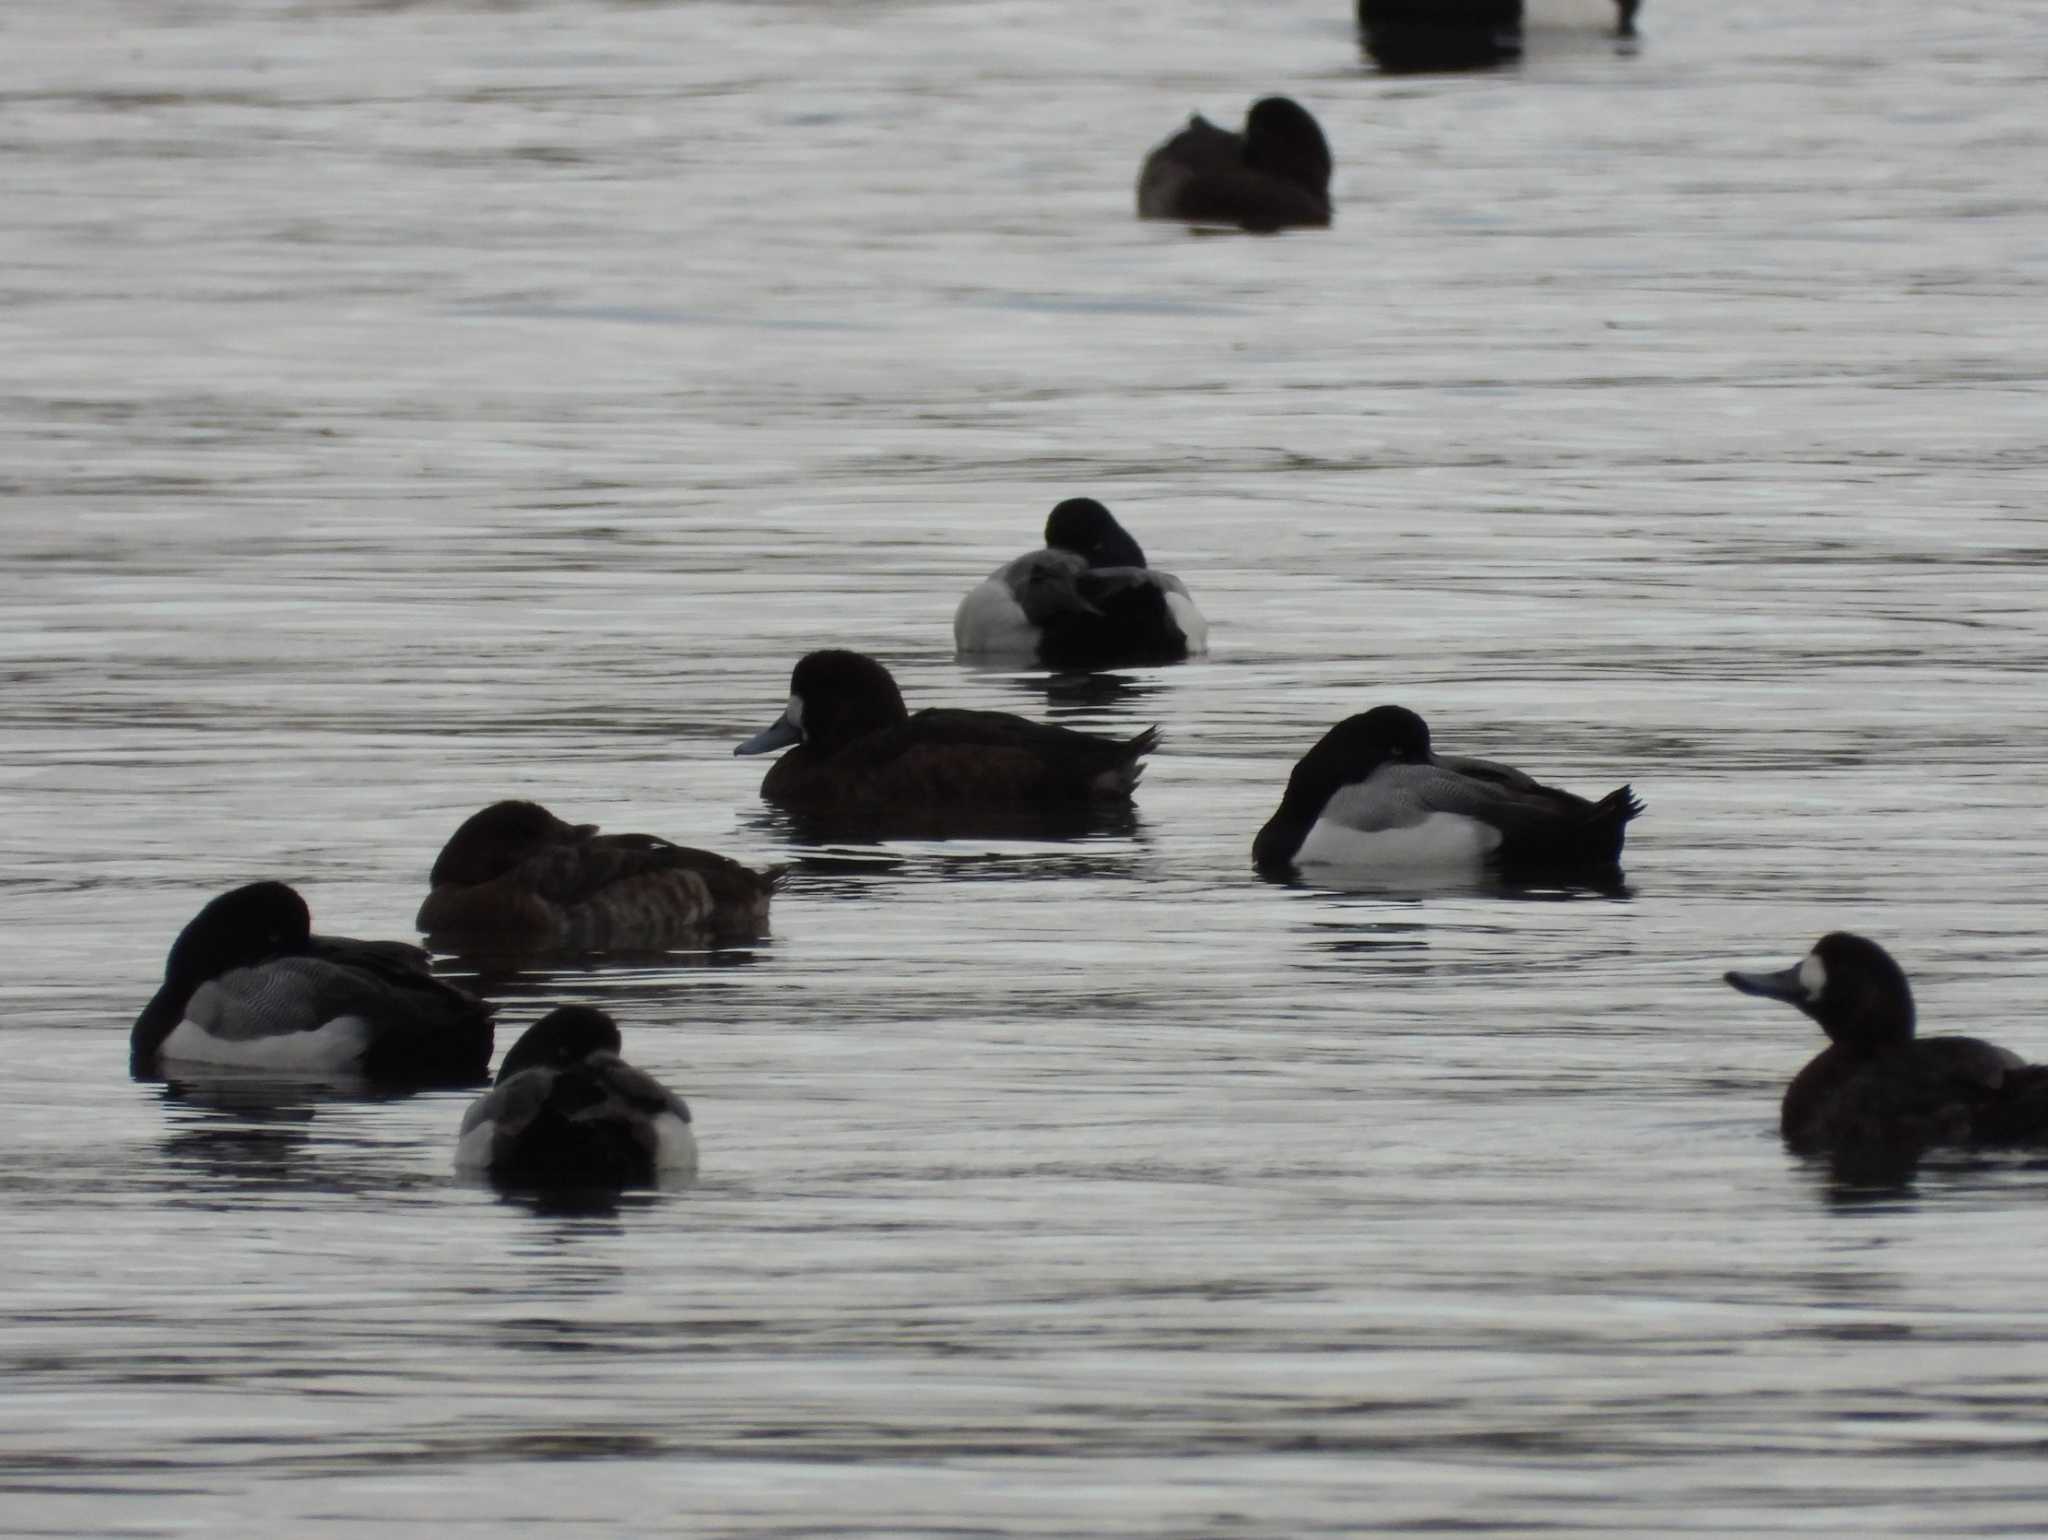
[1723,962,1805,1003]
[734,713,802,757]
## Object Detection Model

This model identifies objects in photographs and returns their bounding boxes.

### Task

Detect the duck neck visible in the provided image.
[131,975,195,1070]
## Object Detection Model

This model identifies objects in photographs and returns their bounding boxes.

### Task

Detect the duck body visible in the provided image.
[133,881,493,1086]
[456,1006,696,1189]
[1725,932,2048,1161]
[1253,706,1641,876]
[416,800,777,951]
[1358,0,1638,72]
[736,649,1156,823]
[1137,97,1331,233]
[954,499,1207,668]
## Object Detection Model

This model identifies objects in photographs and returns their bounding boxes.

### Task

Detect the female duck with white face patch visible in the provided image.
[1725,932,2048,1163]
[1252,705,1641,877]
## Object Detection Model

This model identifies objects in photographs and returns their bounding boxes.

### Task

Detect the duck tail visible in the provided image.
[1094,725,1160,798]
[1972,1065,2048,1145]
[1586,784,1644,862]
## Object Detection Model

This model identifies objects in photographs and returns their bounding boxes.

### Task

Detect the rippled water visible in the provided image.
[7,0,2048,1532]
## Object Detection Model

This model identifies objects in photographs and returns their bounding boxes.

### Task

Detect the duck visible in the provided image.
[1358,0,1639,72]
[415,799,779,950]
[953,498,1208,668]
[455,1006,696,1188]
[1724,932,2048,1160]
[132,881,494,1085]
[1252,705,1642,875]
[1137,97,1331,233]
[734,649,1157,821]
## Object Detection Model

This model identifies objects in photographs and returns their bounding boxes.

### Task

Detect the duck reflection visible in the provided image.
[429,939,765,1006]
[151,1073,421,1195]
[1811,1145,2048,1206]
[741,808,1150,888]
[1261,863,1633,903]
[972,665,1169,719]
[765,802,1145,848]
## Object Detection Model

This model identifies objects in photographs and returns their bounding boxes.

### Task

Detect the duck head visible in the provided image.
[134,881,315,1060]
[1723,932,1916,1052]
[1253,706,1434,870]
[430,800,598,887]
[735,649,912,758]
[494,1005,625,1084]
[1243,97,1332,198]
[1044,498,1149,569]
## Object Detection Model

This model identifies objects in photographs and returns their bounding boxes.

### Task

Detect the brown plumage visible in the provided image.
[1137,97,1332,233]
[1726,932,2048,1178]
[417,800,778,950]
[735,650,1156,831]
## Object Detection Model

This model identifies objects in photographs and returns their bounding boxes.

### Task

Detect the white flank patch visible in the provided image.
[1165,590,1209,654]
[453,1118,497,1173]
[655,1115,700,1179]
[1295,812,1501,870]
[1798,953,1828,999]
[953,577,1037,654]
[158,1014,375,1071]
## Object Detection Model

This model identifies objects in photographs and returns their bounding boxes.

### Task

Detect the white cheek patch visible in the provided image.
[1798,953,1827,999]
[786,694,803,732]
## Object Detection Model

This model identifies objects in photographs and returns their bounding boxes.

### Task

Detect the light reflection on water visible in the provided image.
[6,0,2048,1532]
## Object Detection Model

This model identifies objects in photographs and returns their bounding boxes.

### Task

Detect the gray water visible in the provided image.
[7,0,2048,1533]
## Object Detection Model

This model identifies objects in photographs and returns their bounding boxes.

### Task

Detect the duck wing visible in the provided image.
[823,709,1157,804]
[1786,1036,2034,1160]
[1299,759,1642,872]
[1416,759,1641,869]
[301,939,492,1082]
[999,550,1100,626]
[1039,567,1190,667]
[524,834,769,909]
[1162,115,1242,172]
[1972,1063,2048,1146]
[595,1055,692,1126]
[1158,168,1331,232]
[467,1056,683,1186]
[461,1063,553,1145]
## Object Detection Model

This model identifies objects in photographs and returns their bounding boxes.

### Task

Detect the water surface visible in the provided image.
[6,0,2048,1533]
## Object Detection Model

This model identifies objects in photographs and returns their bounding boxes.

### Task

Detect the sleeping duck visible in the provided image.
[1725,932,2048,1162]
[953,498,1207,668]
[455,1005,696,1189]
[1253,705,1641,876]
[1137,97,1331,233]
[132,881,493,1085]
[416,799,779,950]
[735,649,1156,826]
